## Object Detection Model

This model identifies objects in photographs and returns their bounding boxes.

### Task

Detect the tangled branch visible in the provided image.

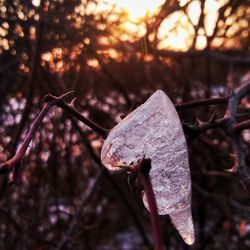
[177,76,250,192]
[0,92,108,183]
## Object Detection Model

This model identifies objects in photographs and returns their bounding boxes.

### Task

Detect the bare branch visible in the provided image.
[0,103,53,176]
[44,94,109,139]
[175,96,229,110]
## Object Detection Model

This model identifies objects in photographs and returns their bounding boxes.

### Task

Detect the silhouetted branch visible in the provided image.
[183,117,229,139]
[181,76,250,192]
[175,96,229,110]
[44,94,109,138]
[222,80,250,192]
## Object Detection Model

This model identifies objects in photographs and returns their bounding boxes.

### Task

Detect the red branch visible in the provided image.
[0,103,53,176]
[0,92,109,183]
[135,158,164,250]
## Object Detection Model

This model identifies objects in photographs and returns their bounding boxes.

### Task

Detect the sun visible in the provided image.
[106,0,165,20]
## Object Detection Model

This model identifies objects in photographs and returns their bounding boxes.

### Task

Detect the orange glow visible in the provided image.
[105,0,224,51]
[41,52,53,62]
[106,0,165,20]
[87,59,100,68]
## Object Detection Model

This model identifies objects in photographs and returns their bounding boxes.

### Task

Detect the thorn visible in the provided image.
[195,117,204,126]
[208,111,217,122]
[70,97,77,108]
[43,91,75,103]
[224,167,235,173]
[224,154,238,173]
[182,121,193,126]
[58,91,75,100]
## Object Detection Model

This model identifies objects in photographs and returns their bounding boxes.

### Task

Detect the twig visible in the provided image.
[0,103,53,176]
[8,0,46,184]
[183,117,229,138]
[44,94,109,138]
[175,96,229,110]
[134,158,164,250]
[231,119,250,133]
[0,92,73,177]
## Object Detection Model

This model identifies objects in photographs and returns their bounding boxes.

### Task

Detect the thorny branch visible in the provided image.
[177,76,250,193]
[0,103,53,178]
[43,94,109,138]
[0,92,108,182]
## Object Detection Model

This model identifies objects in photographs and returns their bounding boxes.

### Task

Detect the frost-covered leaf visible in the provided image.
[101,90,195,245]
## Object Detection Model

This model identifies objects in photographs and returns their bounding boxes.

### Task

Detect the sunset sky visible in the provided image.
[30,0,224,51]
[104,0,221,50]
